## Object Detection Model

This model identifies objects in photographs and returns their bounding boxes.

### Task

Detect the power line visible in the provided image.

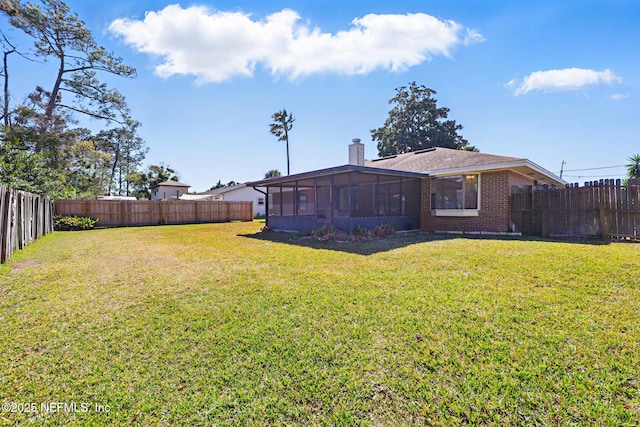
[563,173,627,178]
[563,165,627,172]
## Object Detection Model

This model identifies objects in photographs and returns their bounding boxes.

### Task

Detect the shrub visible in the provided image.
[311,224,397,242]
[372,224,397,238]
[54,215,99,231]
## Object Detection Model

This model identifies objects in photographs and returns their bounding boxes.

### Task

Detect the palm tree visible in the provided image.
[628,154,640,179]
[264,169,281,179]
[269,109,294,175]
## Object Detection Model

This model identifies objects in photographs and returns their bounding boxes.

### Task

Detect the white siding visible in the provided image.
[218,186,266,217]
[151,185,189,200]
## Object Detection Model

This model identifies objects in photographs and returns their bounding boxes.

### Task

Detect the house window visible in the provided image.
[258,197,265,205]
[431,174,479,215]
[298,192,307,212]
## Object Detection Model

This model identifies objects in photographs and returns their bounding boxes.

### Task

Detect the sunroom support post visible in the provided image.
[314,178,319,222]
[294,181,298,216]
[330,175,334,225]
[376,175,380,217]
[348,173,353,231]
[400,177,404,215]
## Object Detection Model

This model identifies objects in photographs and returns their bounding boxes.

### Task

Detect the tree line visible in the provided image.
[5,1,634,198]
[266,82,475,177]
[0,2,477,199]
[0,0,177,199]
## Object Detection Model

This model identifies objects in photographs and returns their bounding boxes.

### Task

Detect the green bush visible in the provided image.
[54,215,99,231]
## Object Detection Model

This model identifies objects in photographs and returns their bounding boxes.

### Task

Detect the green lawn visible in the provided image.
[1,221,639,425]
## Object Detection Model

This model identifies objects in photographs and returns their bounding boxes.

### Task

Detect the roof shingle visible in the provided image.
[365,147,522,173]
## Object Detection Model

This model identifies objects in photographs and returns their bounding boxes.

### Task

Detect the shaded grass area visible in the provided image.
[0,221,639,425]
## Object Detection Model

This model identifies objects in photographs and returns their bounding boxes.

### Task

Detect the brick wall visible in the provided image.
[420,171,535,233]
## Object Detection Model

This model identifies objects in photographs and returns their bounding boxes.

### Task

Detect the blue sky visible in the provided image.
[5,0,640,191]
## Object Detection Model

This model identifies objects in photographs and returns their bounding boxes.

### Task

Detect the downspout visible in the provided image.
[253,186,268,227]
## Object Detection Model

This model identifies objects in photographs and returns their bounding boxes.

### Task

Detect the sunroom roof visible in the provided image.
[246,164,428,187]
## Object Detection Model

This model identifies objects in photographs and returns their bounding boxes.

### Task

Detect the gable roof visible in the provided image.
[150,180,190,189]
[366,147,519,171]
[366,147,564,186]
[199,183,249,195]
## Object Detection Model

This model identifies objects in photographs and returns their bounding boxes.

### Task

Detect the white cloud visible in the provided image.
[611,92,630,100]
[109,6,482,83]
[463,28,485,45]
[510,68,622,96]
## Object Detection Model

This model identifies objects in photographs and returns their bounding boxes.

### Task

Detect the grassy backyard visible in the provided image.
[0,221,639,425]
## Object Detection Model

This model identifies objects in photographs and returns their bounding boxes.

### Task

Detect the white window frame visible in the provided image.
[431,174,481,217]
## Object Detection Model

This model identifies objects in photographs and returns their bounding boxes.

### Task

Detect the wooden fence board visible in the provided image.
[0,185,54,263]
[54,200,253,228]
[511,181,640,240]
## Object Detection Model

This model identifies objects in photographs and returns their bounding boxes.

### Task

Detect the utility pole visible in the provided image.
[560,160,566,179]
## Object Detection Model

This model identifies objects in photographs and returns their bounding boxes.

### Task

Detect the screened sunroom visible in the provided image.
[247,165,425,232]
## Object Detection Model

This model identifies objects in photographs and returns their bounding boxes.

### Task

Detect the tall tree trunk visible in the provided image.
[109,149,120,196]
[40,52,65,151]
[2,48,12,128]
[284,126,290,175]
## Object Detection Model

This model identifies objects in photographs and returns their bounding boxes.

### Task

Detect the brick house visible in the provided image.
[247,141,564,233]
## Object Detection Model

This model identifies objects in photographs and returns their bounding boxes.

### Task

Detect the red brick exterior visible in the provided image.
[420,171,535,233]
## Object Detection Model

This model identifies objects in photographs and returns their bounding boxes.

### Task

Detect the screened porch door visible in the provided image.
[316,178,332,225]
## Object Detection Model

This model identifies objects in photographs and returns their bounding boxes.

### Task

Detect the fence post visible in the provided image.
[598,182,611,238]
[16,191,22,250]
[8,189,17,259]
[47,198,53,234]
[540,188,549,238]
[0,188,10,263]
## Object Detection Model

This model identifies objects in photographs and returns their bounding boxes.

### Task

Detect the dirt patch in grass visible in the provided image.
[6,258,45,272]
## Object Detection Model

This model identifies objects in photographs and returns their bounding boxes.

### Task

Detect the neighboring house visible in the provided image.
[246,140,565,233]
[150,180,190,200]
[180,184,267,217]
[179,194,218,201]
[97,195,137,200]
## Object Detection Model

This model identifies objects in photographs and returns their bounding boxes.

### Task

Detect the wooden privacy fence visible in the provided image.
[511,179,640,239]
[54,200,253,228]
[0,185,54,263]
